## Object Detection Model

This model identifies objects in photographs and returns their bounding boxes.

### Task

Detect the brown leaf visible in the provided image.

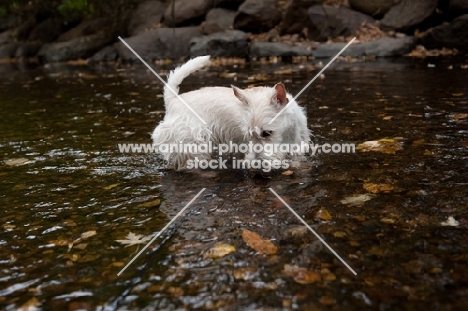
[283,264,321,284]
[316,208,333,221]
[363,183,394,194]
[242,229,278,255]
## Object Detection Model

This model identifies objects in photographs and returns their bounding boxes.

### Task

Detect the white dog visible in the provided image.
[151,56,310,169]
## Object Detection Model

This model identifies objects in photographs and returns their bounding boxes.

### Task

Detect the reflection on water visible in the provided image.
[0,58,467,309]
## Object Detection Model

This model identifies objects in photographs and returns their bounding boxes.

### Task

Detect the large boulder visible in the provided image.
[203,8,236,34]
[279,0,323,35]
[28,18,65,43]
[250,42,313,57]
[420,14,468,50]
[57,17,109,42]
[313,36,416,57]
[116,27,203,61]
[128,0,165,36]
[190,30,249,58]
[349,0,400,16]
[233,0,282,34]
[380,0,438,31]
[307,5,375,41]
[215,0,245,10]
[37,34,112,62]
[163,0,212,27]
[449,0,468,17]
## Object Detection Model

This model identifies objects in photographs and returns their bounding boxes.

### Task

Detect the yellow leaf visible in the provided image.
[137,199,161,208]
[242,229,278,255]
[81,230,97,240]
[103,183,119,190]
[363,183,394,194]
[282,170,294,176]
[316,208,333,221]
[203,243,236,259]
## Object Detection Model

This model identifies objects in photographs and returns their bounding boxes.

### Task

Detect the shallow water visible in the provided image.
[1,57,468,310]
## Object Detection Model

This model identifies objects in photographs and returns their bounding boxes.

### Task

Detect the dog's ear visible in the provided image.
[232,85,249,105]
[274,83,289,106]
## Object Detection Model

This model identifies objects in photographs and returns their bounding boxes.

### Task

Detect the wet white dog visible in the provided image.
[151,56,310,169]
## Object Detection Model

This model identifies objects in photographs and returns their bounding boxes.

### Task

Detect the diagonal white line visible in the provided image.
[268,188,357,275]
[118,36,207,125]
[117,188,206,276]
[268,37,356,125]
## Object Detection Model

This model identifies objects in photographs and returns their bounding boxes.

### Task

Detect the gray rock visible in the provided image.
[215,0,245,10]
[15,42,42,58]
[57,17,109,42]
[0,16,16,32]
[203,8,236,34]
[128,0,165,36]
[116,27,203,61]
[28,19,64,43]
[38,34,111,62]
[250,42,313,57]
[279,0,323,35]
[421,14,468,50]
[163,0,212,27]
[88,45,119,63]
[307,5,375,41]
[0,29,15,44]
[349,0,400,16]
[190,30,249,58]
[0,43,18,59]
[233,0,282,34]
[313,36,416,57]
[380,0,438,31]
[449,0,468,17]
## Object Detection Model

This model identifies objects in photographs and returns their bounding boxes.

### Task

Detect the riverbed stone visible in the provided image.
[163,0,212,27]
[307,5,375,41]
[0,42,18,59]
[380,0,438,31]
[128,0,165,36]
[312,36,416,57]
[190,30,249,57]
[116,27,203,61]
[250,42,313,57]
[449,0,468,17]
[57,17,109,42]
[38,34,111,62]
[421,14,468,50]
[203,8,236,34]
[233,0,282,34]
[349,0,400,16]
[15,42,42,58]
[279,0,323,35]
[88,45,119,63]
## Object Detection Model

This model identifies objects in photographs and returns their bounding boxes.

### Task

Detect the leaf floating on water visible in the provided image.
[340,194,374,207]
[452,113,468,120]
[18,296,39,311]
[283,264,321,284]
[242,229,278,255]
[4,158,31,166]
[203,243,236,259]
[440,216,459,227]
[316,208,333,221]
[363,183,394,194]
[103,183,119,190]
[274,69,293,75]
[137,199,161,209]
[81,230,97,240]
[356,139,403,154]
[282,170,294,176]
[233,267,256,280]
[116,232,152,247]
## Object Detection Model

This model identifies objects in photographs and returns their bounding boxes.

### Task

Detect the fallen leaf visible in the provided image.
[233,267,256,280]
[4,158,31,166]
[452,113,468,120]
[356,139,403,154]
[363,183,394,194]
[103,183,119,190]
[116,232,152,247]
[137,199,161,208]
[340,194,374,207]
[316,208,333,221]
[203,243,236,259]
[81,230,97,240]
[282,170,294,176]
[242,229,278,255]
[18,297,40,311]
[283,264,320,284]
[440,216,459,227]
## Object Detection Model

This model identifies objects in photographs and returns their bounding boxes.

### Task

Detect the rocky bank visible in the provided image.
[0,0,468,65]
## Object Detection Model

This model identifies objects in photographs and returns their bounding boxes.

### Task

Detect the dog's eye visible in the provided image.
[261,130,272,138]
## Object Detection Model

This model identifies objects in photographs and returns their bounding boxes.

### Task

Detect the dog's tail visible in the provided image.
[164,55,211,104]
